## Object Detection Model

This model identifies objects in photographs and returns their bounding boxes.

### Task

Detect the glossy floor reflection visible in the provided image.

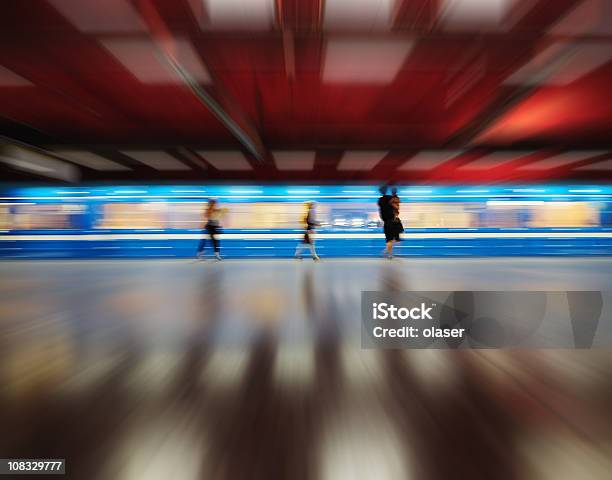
[1,258,612,479]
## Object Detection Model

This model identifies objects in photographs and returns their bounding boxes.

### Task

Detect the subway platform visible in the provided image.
[1,258,612,479]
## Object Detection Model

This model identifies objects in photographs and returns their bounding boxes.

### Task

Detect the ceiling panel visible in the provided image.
[336,151,388,170]
[54,150,130,171]
[459,151,534,170]
[121,151,190,170]
[198,151,253,170]
[273,151,316,170]
[518,151,608,170]
[398,150,465,170]
[1,0,611,182]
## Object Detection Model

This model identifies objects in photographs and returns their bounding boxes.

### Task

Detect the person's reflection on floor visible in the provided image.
[380,260,411,292]
[379,350,519,480]
[192,286,319,480]
[171,264,225,401]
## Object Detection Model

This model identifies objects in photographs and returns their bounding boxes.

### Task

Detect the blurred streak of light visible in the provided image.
[403,350,461,394]
[323,0,396,31]
[1,333,74,398]
[323,39,413,84]
[487,200,544,205]
[105,409,205,480]
[48,0,147,33]
[240,288,287,328]
[171,40,213,84]
[341,189,377,194]
[549,0,612,36]
[444,55,486,108]
[504,0,539,29]
[101,38,178,84]
[59,353,124,395]
[341,348,385,391]
[124,351,181,395]
[506,42,612,87]
[110,190,148,194]
[0,144,78,182]
[0,65,33,87]
[518,432,612,479]
[201,348,249,391]
[517,351,612,392]
[282,30,296,81]
[273,343,315,390]
[399,189,432,194]
[475,94,578,143]
[467,351,523,386]
[101,39,211,85]
[136,0,267,164]
[319,398,411,480]
[577,159,612,171]
[228,189,263,194]
[547,43,612,86]
[287,189,320,194]
[504,42,573,87]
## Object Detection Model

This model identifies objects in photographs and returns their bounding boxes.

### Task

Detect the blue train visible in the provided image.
[1,184,611,258]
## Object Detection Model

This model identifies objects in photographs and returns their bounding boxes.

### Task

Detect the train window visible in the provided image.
[401,203,479,229]
[0,205,11,230]
[68,197,610,231]
[325,203,376,229]
[221,202,306,229]
[600,202,612,227]
[9,204,83,230]
[482,206,523,228]
[97,203,167,229]
[165,202,204,229]
[528,202,600,227]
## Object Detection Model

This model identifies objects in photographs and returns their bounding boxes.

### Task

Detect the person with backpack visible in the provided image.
[378,185,403,258]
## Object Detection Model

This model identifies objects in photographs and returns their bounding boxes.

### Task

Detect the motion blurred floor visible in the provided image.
[1,258,612,479]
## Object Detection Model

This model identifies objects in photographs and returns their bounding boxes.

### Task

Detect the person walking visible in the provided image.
[295,201,320,261]
[197,199,226,260]
[378,185,403,258]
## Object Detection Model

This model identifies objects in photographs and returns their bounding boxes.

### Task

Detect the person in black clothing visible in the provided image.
[378,185,403,258]
[197,199,226,260]
[295,201,320,260]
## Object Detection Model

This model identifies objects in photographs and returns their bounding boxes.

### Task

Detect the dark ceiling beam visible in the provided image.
[135,0,270,164]
[0,114,61,145]
[171,147,208,171]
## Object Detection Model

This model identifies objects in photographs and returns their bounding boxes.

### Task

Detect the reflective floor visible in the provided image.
[1,258,612,479]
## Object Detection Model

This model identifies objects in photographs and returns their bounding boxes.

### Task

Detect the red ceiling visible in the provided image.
[0,0,611,182]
